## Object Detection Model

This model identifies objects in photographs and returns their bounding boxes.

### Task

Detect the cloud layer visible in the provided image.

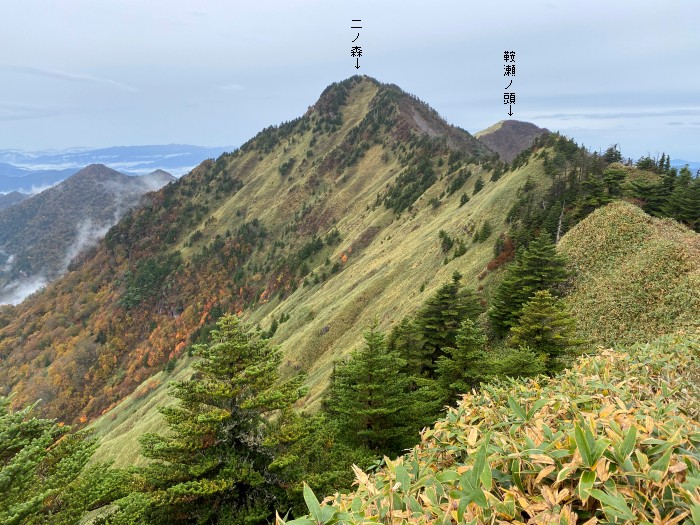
[0,1,697,159]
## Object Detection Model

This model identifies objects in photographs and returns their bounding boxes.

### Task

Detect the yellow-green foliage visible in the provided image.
[281,331,700,524]
[559,201,700,345]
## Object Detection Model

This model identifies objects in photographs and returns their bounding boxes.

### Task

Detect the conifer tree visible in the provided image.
[267,411,374,517]
[663,166,692,220]
[412,272,484,377]
[434,319,492,406]
[602,144,622,164]
[629,178,664,215]
[508,290,583,373]
[324,326,412,455]
[603,166,626,197]
[657,166,678,206]
[489,234,569,337]
[109,314,305,525]
[0,397,125,525]
[492,345,546,379]
[681,177,700,232]
[664,166,700,231]
[386,317,424,372]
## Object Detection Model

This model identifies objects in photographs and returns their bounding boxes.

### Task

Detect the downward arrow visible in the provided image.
[508,104,513,116]
[355,58,360,69]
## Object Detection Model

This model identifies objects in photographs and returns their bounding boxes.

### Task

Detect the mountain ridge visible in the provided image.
[0,164,174,304]
[0,191,29,210]
[476,119,549,163]
[0,75,504,423]
[2,75,694,445]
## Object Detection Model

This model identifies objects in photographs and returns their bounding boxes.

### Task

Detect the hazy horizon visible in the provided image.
[2,1,698,160]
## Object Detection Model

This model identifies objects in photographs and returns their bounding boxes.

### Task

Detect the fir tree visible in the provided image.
[681,177,700,232]
[603,166,625,197]
[473,177,484,195]
[267,412,375,517]
[580,172,609,214]
[602,144,622,164]
[657,166,678,206]
[508,290,583,373]
[473,221,493,243]
[0,397,125,525]
[489,234,570,337]
[629,178,664,215]
[492,345,546,379]
[434,319,492,406]
[663,166,692,220]
[110,314,305,524]
[386,317,423,371]
[412,272,484,377]
[324,326,412,455]
[664,166,700,230]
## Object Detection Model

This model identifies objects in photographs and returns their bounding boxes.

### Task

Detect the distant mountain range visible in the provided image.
[0,191,29,210]
[0,164,175,304]
[0,144,230,193]
[670,159,700,173]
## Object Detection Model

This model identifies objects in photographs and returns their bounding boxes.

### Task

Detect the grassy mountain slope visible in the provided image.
[0,76,511,427]
[560,201,700,345]
[86,84,565,465]
[90,196,700,467]
[286,330,700,524]
[89,154,554,466]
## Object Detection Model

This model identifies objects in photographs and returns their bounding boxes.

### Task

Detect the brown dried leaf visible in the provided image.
[645,415,655,433]
[664,510,690,525]
[599,404,615,419]
[467,426,478,447]
[534,465,556,484]
[541,486,556,508]
[530,454,556,465]
[596,458,612,482]
[556,488,571,504]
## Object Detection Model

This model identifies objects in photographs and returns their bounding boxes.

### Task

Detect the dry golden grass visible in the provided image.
[473,120,505,138]
[559,201,700,345]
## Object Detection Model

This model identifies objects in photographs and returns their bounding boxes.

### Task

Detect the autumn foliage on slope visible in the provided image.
[0,76,493,424]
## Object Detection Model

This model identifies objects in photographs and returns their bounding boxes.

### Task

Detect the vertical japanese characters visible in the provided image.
[351,19,362,69]
[504,50,515,116]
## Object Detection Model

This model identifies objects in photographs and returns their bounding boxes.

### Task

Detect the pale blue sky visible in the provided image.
[1,0,698,160]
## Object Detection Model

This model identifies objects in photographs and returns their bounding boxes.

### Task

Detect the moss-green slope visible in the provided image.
[560,201,700,345]
[90,141,545,468]
[82,77,544,465]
